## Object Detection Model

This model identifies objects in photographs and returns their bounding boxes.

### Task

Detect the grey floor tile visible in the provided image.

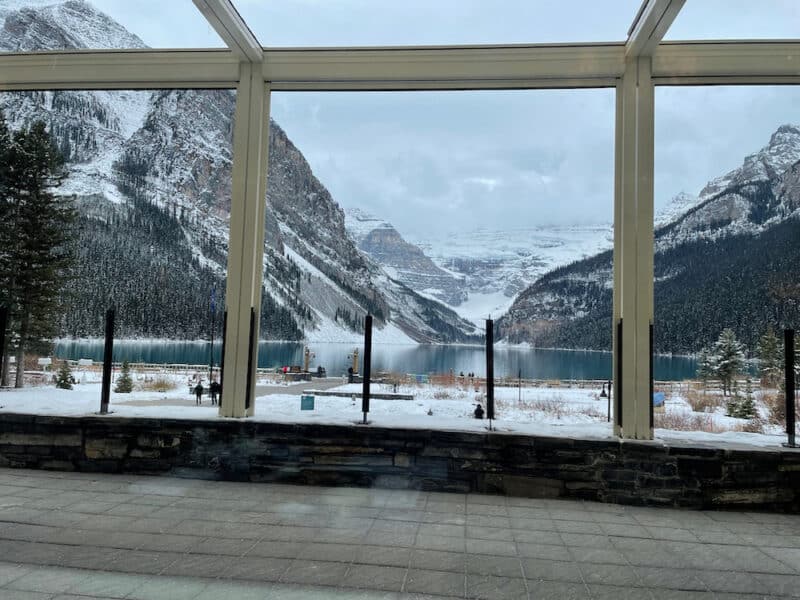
[342,564,407,591]
[296,542,359,563]
[527,579,590,599]
[405,568,465,597]
[126,575,211,600]
[353,545,411,567]
[5,566,91,593]
[632,567,706,591]
[517,543,572,562]
[245,540,306,559]
[466,574,527,600]
[754,572,800,597]
[410,549,466,573]
[569,546,628,565]
[0,591,52,600]
[0,563,35,586]
[417,534,466,553]
[280,559,348,587]
[578,563,640,587]
[522,558,583,583]
[106,550,175,575]
[466,554,523,578]
[465,539,517,557]
[587,583,653,599]
[64,571,145,598]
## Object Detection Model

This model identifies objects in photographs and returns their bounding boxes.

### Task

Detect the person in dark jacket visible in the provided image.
[194,382,203,405]
[474,403,485,419]
[209,380,220,406]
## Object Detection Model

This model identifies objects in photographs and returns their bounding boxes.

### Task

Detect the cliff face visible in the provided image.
[1,0,479,343]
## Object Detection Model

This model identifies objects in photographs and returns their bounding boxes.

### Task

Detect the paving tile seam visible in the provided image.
[2,532,799,578]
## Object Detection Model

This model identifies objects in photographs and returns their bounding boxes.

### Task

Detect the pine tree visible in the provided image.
[55,360,73,390]
[114,360,133,393]
[710,328,746,396]
[0,115,75,388]
[696,347,715,390]
[757,327,783,387]
[735,378,757,419]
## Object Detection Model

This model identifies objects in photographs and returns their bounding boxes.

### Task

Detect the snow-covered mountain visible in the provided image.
[345,209,467,307]
[346,209,612,327]
[407,225,613,325]
[497,123,800,353]
[1,0,479,344]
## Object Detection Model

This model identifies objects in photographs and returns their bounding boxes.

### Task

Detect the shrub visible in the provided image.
[684,387,722,413]
[139,377,176,392]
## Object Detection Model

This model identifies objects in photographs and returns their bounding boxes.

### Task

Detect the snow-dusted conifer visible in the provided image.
[114,360,133,393]
[0,117,74,388]
[757,327,783,387]
[55,360,73,390]
[711,328,746,396]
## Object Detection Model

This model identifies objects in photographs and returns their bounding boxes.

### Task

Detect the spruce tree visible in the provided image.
[55,360,73,390]
[696,347,715,390]
[757,327,783,387]
[114,360,133,393]
[736,378,756,419]
[0,117,74,388]
[710,328,746,396]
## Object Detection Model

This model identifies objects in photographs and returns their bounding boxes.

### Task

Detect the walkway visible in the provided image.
[0,468,797,599]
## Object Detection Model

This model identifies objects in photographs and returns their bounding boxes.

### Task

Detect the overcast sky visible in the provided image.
[48,1,800,236]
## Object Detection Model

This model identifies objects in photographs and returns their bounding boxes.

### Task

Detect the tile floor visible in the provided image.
[0,468,797,599]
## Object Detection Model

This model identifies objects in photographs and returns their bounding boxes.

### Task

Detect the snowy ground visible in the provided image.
[0,367,792,449]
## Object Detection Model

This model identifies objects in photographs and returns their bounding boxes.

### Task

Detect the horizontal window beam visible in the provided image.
[263,44,626,89]
[1,42,799,91]
[0,49,240,91]
[653,41,800,80]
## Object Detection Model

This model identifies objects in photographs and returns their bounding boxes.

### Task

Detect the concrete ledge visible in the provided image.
[0,412,798,512]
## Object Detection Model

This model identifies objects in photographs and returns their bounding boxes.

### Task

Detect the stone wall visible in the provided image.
[0,413,798,511]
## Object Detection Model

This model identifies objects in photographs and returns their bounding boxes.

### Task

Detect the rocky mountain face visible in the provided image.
[346,209,613,327]
[1,0,479,343]
[345,210,467,307]
[497,125,800,353]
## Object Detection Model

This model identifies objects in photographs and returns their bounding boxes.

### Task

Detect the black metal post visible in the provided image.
[649,322,654,430]
[616,319,623,429]
[785,329,796,448]
[486,319,494,425]
[362,315,373,424]
[100,308,115,415]
[607,379,611,423]
[244,307,255,412]
[0,306,7,384]
[219,310,227,411]
[209,294,215,385]
[518,368,521,404]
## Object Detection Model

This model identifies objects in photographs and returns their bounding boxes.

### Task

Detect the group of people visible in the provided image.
[192,379,221,406]
[458,371,477,378]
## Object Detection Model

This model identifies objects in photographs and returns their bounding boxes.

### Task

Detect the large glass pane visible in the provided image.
[665,0,800,40]
[0,85,234,409]
[0,0,224,51]
[653,85,800,442]
[234,0,640,47]
[254,89,618,434]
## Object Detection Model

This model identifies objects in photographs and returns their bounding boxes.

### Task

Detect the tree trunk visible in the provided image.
[14,312,29,388]
[0,349,8,387]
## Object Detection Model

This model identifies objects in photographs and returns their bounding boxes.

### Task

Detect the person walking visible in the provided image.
[209,379,220,406]
[194,382,203,405]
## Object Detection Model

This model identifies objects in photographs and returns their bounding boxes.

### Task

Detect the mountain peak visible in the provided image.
[1,0,147,52]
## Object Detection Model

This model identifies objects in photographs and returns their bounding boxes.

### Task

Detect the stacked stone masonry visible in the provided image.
[0,413,798,512]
